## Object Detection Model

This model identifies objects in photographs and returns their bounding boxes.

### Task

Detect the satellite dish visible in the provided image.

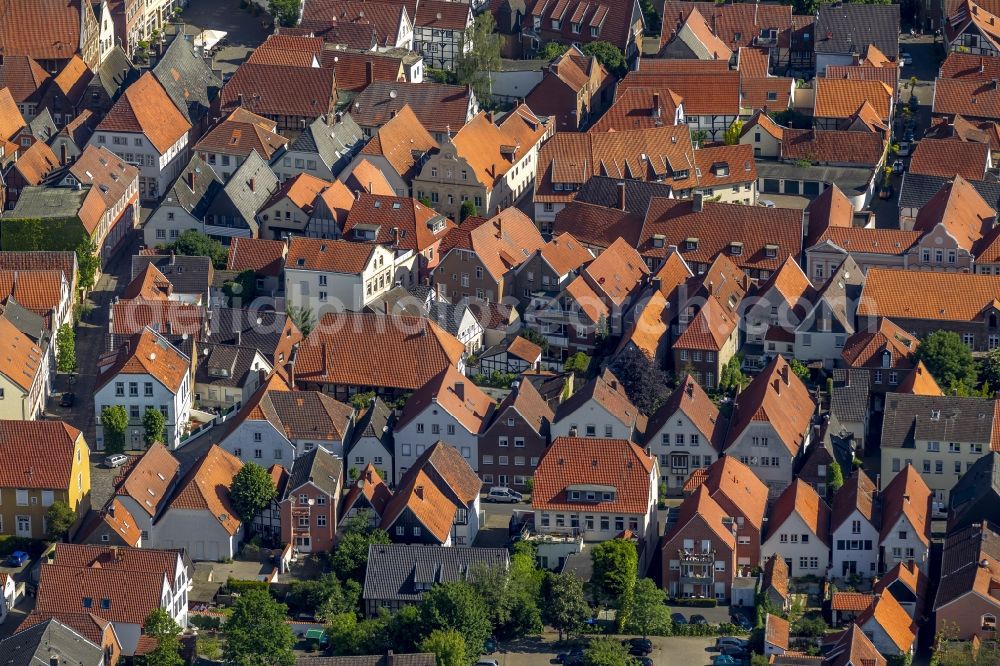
[182,333,189,340]
[389,89,397,99]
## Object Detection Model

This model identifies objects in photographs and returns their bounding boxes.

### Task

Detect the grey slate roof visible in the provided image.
[881,393,997,450]
[4,186,88,219]
[159,155,225,218]
[297,655,436,666]
[0,618,104,666]
[217,150,280,234]
[755,161,875,196]
[195,343,268,388]
[427,300,473,338]
[935,522,1000,610]
[573,176,677,214]
[350,397,395,454]
[365,286,431,317]
[27,108,58,142]
[207,306,293,356]
[830,368,870,424]
[815,4,900,58]
[289,113,366,175]
[286,446,343,497]
[363,543,509,604]
[2,296,48,343]
[131,254,213,297]
[95,45,137,98]
[153,33,222,123]
[948,452,1000,530]
[898,171,1000,211]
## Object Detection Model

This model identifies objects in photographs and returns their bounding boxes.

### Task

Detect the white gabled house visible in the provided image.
[393,366,493,480]
[879,464,932,574]
[94,328,192,451]
[762,480,831,578]
[550,368,644,442]
[830,470,880,579]
[285,237,398,313]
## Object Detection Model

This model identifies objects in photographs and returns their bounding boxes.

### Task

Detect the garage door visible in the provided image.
[803,182,820,196]
[784,180,800,195]
[763,179,780,193]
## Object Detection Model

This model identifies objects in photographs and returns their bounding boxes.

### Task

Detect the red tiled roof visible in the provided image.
[582,237,648,308]
[95,328,189,394]
[397,366,494,435]
[0,269,67,317]
[287,237,376,275]
[765,614,790,650]
[826,64,899,88]
[0,420,81,490]
[0,55,50,105]
[0,0,85,61]
[674,295,737,351]
[841,318,919,369]
[168,445,243,535]
[768,479,831,546]
[934,77,1000,120]
[726,355,815,455]
[98,72,190,154]
[35,564,167,626]
[532,437,655,514]
[780,128,886,166]
[694,143,757,188]
[831,591,874,612]
[856,594,917,653]
[815,227,920,255]
[341,193,454,253]
[646,374,727,452]
[115,442,180,517]
[665,484,736,548]
[857,267,1000,322]
[194,108,288,161]
[588,87,683,133]
[321,48,405,92]
[220,63,337,119]
[618,70,742,116]
[831,469,877,531]
[226,237,286,277]
[741,76,794,111]
[302,0,408,47]
[13,140,59,186]
[350,81,473,135]
[940,52,1000,79]
[814,78,893,121]
[340,463,392,518]
[359,103,438,182]
[880,464,931,547]
[909,138,990,179]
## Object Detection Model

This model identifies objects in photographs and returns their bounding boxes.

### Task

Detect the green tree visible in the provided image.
[691,129,709,146]
[469,548,543,639]
[224,269,258,306]
[610,347,671,415]
[141,609,184,666]
[420,581,492,659]
[789,358,811,382]
[639,0,661,32]
[331,511,391,582]
[287,573,360,622]
[45,500,77,539]
[542,572,591,640]
[563,352,591,377]
[539,41,567,60]
[385,605,423,654]
[420,629,467,666]
[584,637,631,666]
[590,538,638,631]
[981,346,1000,390]
[625,577,672,637]
[288,305,316,335]
[268,0,301,27]
[519,328,550,355]
[224,588,296,666]
[229,462,277,522]
[56,324,76,374]
[827,461,845,494]
[723,118,744,145]
[101,405,129,454]
[460,200,478,222]
[349,391,377,410]
[324,612,390,656]
[718,357,749,394]
[142,407,166,448]
[916,330,978,392]
[456,13,502,102]
[419,196,433,208]
[76,239,100,293]
[169,230,228,268]
[581,41,626,77]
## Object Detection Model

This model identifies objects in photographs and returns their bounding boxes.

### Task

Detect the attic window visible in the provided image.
[100,599,111,610]
[297,258,305,266]
[766,92,778,102]
[686,237,699,251]
[712,163,729,177]
[729,241,744,256]
[652,234,666,248]
[82,597,93,608]
[931,409,941,421]
[734,31,742,41]
[764,244,778,258]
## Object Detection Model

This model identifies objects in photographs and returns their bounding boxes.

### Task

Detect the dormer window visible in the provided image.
[296,258,305,266]
[686,237,699,251]
[734,31,742,42]
[764,244,778,258]
[674,168,689,180]
[572,22,580,33]
[931,409,941,421]
[712,163,729,177]
[767,92,778,102]
[590,26,599,37]
[729,241,743,256]
[652,234,665,248]
[552,19,561,29]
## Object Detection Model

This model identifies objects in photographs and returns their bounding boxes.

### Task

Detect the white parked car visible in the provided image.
[485,487,523,503]
[104,454,128,468]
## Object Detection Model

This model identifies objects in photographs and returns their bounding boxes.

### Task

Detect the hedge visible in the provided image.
[225,577,271,595]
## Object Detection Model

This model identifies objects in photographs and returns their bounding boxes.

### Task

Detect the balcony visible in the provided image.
[679,550,716,563]
[547,335,569,347]
[680,574,714,585]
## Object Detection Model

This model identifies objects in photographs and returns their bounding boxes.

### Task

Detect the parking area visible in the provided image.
[177,0,271,75]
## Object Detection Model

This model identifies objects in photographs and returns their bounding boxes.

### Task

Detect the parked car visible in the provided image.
[690,614,709,625]
[485,487,523,503]
[558,648,585,665]
[671,613,688,625]
[730,614,753,631]
[623,638,653,656]
[759,199,776,208]
[896,141,912,156]
[59,392,75,407]
[104,454,128,468]
[901,51,913,65]
[892,159,905,174]
[712,656,738,666]
[6,551,29,567]
[717,637,749,651]
[721,645,749,659]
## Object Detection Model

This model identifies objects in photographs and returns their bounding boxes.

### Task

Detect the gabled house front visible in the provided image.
[551,367,645,442]
[830,471,880,579]
[662,485,738,602]
[879,464,932,574]
[280,447,343,553]
[762,479,831,578]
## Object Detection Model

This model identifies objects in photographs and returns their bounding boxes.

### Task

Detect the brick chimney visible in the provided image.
[617,181,626,210]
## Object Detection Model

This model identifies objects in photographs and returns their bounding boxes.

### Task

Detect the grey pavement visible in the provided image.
[177,0,272,76]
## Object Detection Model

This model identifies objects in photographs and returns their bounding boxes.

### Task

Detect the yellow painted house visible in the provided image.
[0,421,91,539]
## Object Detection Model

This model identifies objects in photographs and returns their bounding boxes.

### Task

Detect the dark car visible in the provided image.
[6,551,29,567]
[623,638,653,656]
[671,612,688,625]
[721,645,749,658]
[690,614,709,625]
[558,648,585,665]
[730,614,753,631]
[632,658,654,666]
[59,392,75,407]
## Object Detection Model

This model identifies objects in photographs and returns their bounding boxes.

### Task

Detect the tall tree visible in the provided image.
[827,461,845,494]
[916,330,978,392]
[56,325,76,374]
[76,240,100,293]
[141,609,184,666]
[582,41,626,77]
[45,501,77,539]
[169,230,228,268]
[101,405,129,454]
[590,538,638,631]
[625,578,672,638]
[419,629,467,666]
[268,0,300,27]
[287,305,316,336]
[224,269,258,306]
[723,119,744,145]
[229,462,277,522]
[456,13,501,103]
[331,511,391,582]
[142,407,166,447]
[223,588,296,666]
[420,581,493,659]
[718,357,749,394]
[541,572,591,640]
[610,347,671,414]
